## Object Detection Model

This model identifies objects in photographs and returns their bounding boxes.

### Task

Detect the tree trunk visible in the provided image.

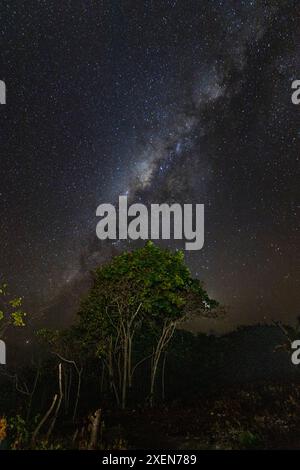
[128,335,132,387]
[26,365,40,422]
[73,367,82,423]
[88,409,101,450]
[121,334,128,409]
[149,321,176,407]
[46,363,63,439]
[161,351,167,402]
[31,394,58,444]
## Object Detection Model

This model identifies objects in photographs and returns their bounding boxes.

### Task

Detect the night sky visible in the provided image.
[0,1,299,332]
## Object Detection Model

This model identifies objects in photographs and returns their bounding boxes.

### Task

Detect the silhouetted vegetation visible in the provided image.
[0,244,298,450]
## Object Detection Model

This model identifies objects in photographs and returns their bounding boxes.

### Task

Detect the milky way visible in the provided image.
[0,1,299,331]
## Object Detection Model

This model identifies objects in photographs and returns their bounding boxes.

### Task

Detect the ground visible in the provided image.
[102,383,300,450]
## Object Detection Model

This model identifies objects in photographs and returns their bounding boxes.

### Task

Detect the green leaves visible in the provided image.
[0,283,8,295]
[0,284,27,335]
[78,242,218,354]
[11,311,26,327]
[9,297,22,308]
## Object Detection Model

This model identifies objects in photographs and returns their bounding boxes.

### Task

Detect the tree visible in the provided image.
[77,242,219,408]
[0,282,27,338]
[37,327,84,422]
[77,255,146,408]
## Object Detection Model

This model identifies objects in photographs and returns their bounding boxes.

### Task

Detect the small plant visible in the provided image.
[8,415,30,449]
[111,437,127,450]
[238,430,261,449]
[33,440,63,450]
[0,417,7,443]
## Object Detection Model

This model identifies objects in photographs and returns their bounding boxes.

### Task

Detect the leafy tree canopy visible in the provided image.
[77,242,218,356]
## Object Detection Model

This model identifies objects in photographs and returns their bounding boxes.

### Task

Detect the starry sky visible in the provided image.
[0,0,299,332]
